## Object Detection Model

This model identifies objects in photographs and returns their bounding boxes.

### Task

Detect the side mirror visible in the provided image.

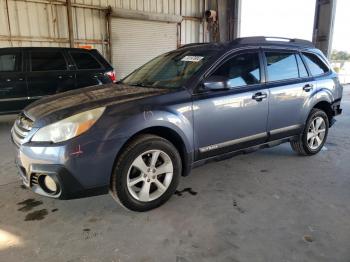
[202,76,229,90]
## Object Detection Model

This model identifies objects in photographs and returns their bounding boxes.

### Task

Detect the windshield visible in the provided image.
[121,49,217,89]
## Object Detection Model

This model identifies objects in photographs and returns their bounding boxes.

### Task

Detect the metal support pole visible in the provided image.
[217,0,227,42]
[66,0,74,48]
[225,0,241,41]
[232,0,241,39]
[312,0,337,57]
[5,0,13,47]
[178,0,182,47]
[106,6,112,63]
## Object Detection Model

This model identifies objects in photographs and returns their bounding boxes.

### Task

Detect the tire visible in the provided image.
[110,134,182,212]
[290,108,329,156]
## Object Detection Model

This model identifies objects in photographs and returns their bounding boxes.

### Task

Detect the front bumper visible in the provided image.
[15,162,93,199]
[12,135,121,200]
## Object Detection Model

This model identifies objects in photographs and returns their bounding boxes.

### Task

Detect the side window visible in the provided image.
[302,52,329,76]
[31,51,67,71]
[296,54,309,78]
[265,52,299,81]
[70,52,101,70]
[211,52,261,88]
[0,53,21,72]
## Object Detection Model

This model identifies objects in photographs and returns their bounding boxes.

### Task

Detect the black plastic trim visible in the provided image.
[29,164,108,199]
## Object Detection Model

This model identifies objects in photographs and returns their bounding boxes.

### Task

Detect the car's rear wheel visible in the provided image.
[110,134,182,211]
[290,108,329,155]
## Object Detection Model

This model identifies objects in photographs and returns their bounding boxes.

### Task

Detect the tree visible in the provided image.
[331,50,350,61]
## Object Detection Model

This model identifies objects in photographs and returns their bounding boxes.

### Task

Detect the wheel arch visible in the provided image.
[312,100,333,124]
[305,86,334,126]
[111,125,193,187]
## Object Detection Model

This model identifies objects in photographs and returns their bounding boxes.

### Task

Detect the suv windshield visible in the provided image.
[121,49,217,89]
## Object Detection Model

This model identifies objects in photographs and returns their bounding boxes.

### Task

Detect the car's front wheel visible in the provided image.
[290,108,329,155]
[110,134,182,211]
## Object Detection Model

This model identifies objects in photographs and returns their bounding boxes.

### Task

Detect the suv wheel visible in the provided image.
[110,134,182,211]
[290,108,329,155]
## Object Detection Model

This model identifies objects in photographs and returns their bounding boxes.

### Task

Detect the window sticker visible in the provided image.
[181,56,204,62]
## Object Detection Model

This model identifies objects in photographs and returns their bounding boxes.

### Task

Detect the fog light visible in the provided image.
[43,176,57,193]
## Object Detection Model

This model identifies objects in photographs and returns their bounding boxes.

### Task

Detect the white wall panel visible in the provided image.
[111,18,177,78]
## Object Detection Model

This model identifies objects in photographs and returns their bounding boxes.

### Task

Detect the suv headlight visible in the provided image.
[31,107,105,143]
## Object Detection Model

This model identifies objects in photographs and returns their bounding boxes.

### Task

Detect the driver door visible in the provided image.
[193,50,269,159]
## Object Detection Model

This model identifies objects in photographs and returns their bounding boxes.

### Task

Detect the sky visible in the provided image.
[240,0,350,52]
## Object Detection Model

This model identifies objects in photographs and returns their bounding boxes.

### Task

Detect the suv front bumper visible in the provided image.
[12,137,120,199]
[15,161,90,199]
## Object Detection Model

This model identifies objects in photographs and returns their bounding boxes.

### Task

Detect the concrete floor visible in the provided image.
[1,87,350,262]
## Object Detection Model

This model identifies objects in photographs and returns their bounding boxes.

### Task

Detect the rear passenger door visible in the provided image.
[264,49,316,140]
[68,51,110,88]
[0,49,28,112]
[301,51,332,96]
[26,49,75,101]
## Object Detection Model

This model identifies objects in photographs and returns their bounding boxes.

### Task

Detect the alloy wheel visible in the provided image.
[307,116,326,150]
[126,150,174,202]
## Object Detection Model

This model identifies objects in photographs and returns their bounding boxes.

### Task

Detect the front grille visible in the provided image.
[12,113,33,146]
[30,173,39,186]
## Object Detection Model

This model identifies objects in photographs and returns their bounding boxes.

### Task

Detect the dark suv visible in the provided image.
[12,37,343,211]
[0,47,115,114]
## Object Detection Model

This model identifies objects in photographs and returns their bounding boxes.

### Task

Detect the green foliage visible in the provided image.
[331,50,350,61]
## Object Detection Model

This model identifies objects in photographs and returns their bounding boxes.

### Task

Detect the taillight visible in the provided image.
[105,70,117,83]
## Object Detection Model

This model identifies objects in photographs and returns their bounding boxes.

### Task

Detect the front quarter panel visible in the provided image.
[99,89,194,155]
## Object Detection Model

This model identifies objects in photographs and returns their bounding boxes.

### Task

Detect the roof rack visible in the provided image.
[231,36,314,47]
[177,42,217,49]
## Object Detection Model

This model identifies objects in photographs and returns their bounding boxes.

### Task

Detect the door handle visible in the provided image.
[252,92,267,102]
[303,83,313,92]
[5,78,11,82]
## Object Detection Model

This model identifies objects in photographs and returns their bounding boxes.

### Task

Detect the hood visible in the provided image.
[24,84,170,127]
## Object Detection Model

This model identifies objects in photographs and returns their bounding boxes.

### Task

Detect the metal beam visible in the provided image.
[5,0,12,46]
[217,0,241,41]
[110,8,182,23]
[312,0,337,57]
[66,0,74,48]
[217,0,228,42]
[11,0,109,10]
[106,7,112,63]
[227,0,241,40]
[0,35,107,45]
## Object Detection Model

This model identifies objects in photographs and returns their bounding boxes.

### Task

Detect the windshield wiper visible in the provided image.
[127,82,153,87]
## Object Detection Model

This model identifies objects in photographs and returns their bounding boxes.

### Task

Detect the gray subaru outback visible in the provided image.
[12,37,343,211]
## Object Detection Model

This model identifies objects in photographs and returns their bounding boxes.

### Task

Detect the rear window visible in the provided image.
[265,52,299,81]
[302,52,329,76]
[70,52,101,70]
[0,53,21,72]
[31,51,67,71]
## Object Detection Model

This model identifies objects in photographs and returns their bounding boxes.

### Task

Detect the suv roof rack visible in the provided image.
[231,36,314,47]
[177,42,219,49]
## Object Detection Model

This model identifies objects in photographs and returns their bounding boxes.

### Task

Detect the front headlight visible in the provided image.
[31,107,105,143]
